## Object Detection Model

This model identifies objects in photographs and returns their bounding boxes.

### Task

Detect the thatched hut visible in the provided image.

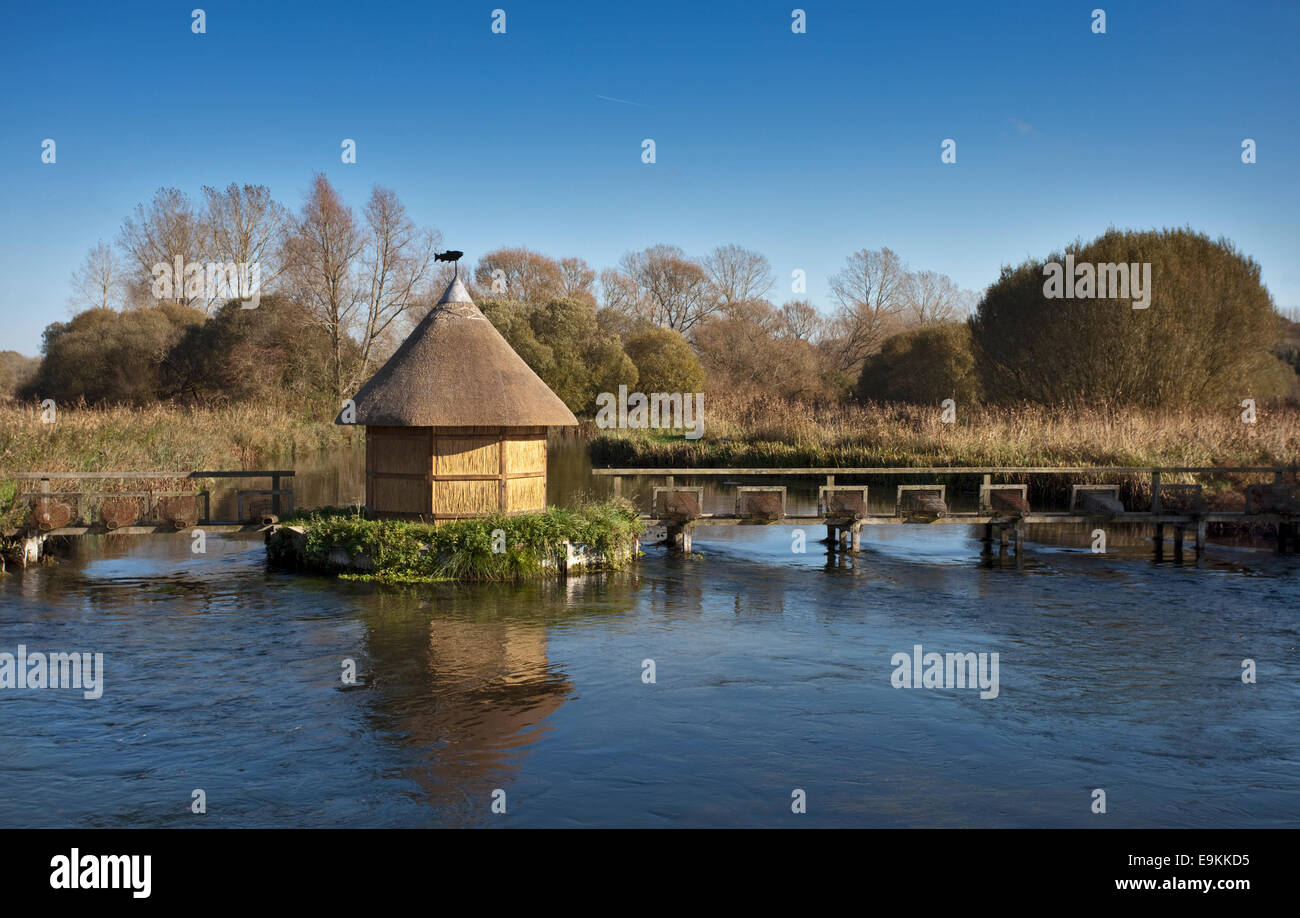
[338,271,577,520]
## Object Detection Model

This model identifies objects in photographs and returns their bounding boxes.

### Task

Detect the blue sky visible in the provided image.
[1,0,1297,355]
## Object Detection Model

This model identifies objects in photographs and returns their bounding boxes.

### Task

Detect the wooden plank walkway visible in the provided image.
[599,465,1299,564]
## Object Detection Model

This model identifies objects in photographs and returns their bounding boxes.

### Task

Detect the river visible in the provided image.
[1,437,1297,827]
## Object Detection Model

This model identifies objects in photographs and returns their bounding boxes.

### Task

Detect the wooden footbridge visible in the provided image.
[595,465,1300,567]
[2,470,294,567]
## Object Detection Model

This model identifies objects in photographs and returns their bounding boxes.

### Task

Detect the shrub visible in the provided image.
[857,322,979,404]
[285,500,644,582]
[622,326,705,394]
[970,227,1285,407]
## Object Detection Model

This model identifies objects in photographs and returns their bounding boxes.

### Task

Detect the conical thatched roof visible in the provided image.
[337,274,578,427]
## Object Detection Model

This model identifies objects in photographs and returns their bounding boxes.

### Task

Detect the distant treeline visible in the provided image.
[7,178,1298,415]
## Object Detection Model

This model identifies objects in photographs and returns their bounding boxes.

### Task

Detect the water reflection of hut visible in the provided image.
[337,267,577,520]
[364,593,574,823]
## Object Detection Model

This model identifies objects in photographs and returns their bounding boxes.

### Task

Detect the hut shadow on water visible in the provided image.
[353,575,639,825]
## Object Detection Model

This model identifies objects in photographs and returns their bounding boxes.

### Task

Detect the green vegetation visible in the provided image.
[623,326,705,394]
[271,500,644,582]
[478,296,635,415]
[858,322,979,404]
[22,295,347,414]
[971,228,1289,406]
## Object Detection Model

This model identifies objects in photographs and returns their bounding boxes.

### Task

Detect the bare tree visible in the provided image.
[827,247,910,371]
[702,244,774,314]
[777,299,823,341]
[558,256,597,305]
[474,247,562,302]
[68,241,125,312]
[356,186,440,377]
[617,244,718,333]
[117,187,205,309]
[202,183,290,300]
[901,269,972,325]
[284,174,366,401]
[598,267,645,318]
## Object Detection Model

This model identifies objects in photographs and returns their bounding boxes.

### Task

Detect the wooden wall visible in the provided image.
[366,426,548,521]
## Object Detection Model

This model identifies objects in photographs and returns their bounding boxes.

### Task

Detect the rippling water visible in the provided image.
[2,512,1296,828]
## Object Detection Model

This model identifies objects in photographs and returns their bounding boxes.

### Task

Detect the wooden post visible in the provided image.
[825,524,837,548]
[1151,470,1162,513]
[1154,523,1165,561]
[839,528,850,551]
[681,527,692,554]
[851,525,861,552]
[271,474,281,516]
[1173,524,1185,563]
[1195,521,1207,567]
[1014,521,1025,569]
[612,476,622,498]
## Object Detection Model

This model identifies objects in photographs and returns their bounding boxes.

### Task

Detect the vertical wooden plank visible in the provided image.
[365,428,373,519]
[1151,470,1162,513]
[498,427,508,511]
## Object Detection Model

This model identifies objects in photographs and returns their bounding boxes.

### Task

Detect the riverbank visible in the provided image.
[0,403,353,531]
[266,500,644,582]
[0,403,349,475]
[589,395,1300,469]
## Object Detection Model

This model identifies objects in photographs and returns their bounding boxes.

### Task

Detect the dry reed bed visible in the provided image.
[594,394,1300,469]
[0,404,351,529]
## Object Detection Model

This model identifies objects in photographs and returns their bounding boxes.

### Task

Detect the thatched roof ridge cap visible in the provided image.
[438,275,474,305]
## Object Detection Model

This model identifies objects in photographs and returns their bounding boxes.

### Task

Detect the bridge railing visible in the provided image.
[8,470,295,530]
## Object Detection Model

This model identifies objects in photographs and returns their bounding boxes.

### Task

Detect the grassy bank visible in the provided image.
[590,394,1300,469]
[268,500,644,582]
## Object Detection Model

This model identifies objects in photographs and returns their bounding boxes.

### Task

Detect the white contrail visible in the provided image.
[596,94,649,107]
